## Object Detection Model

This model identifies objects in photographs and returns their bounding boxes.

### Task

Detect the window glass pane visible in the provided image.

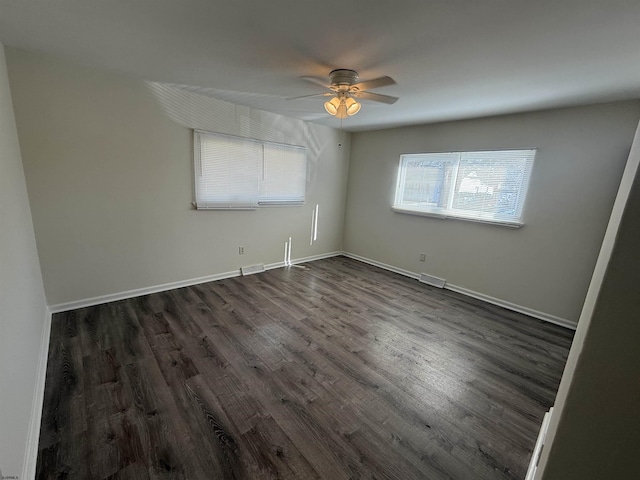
[453,154,527,219]
[393,150,535,226]
[396,154,457,211]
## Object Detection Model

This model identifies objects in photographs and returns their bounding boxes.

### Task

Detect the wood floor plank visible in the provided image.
[240,414,321,480]
[36,256,573,479]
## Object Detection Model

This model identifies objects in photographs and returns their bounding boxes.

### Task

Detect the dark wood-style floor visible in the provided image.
[36,256,573,480]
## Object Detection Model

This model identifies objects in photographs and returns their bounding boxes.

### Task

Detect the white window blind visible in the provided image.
[194,130,306,209]
[393,149,536,226]
[260,143,307,204]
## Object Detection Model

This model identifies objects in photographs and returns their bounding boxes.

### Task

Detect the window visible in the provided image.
[193,130,307,209]
[393,149,536,226]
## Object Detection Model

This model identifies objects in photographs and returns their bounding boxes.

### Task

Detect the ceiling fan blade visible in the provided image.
[351,75,396,91]
[353,91,399,104]
[300,76,331,89]
[286,92,334,101]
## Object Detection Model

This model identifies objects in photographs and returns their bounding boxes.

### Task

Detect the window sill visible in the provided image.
[391,206,523,228]
[192,202,305,210]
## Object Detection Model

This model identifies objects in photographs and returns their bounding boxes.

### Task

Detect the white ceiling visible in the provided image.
[1,0,639,131]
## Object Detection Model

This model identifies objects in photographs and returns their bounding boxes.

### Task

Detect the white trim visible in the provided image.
[22,308,52,480]
[391,207,523,228]
[445,284,577,330]
[48,251,343,313]
[49,270,242,313]
[342,252,577,330]
[342,252,421,281]
[526,408,553,480]
[49,248,575,324]
[264,251,343,271]
[290,251,342,266]
[266,260,287,271]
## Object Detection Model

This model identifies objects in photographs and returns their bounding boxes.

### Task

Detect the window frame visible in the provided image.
[193,129,307,210]
[392,149,536,228]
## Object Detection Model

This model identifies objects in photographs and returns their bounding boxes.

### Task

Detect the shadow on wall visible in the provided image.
[145,82,331,194]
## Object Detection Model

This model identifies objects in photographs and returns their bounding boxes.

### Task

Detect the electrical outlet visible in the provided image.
[239,246,245,255]
[419,253,426,262]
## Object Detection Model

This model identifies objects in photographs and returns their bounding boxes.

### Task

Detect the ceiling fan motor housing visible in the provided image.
[329,69,359,87]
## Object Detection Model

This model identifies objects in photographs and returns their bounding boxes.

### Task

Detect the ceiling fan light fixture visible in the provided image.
[325,95,361,118]
[345,97,361,116]
[324,97,341,115]
[335,102,348,119]
[295,69,397,120]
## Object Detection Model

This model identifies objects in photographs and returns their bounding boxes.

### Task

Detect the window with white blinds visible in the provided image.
[194,130,306,209]
[393,149,536,226]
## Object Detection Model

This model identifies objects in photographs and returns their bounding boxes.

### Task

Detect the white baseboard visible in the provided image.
[290,251,342,266]
[22,308,52,480]
[445,284,577,330]
[49,250,576,328]
[342,252,421,281]
[526,407,554,480]
[48,251,343,314]
[49,270,242,313]
[342,252,577,330]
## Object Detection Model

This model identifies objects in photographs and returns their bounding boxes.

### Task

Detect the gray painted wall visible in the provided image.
[0,44,48,479]
[7,48,350,307]
[344,103,640,324]
[536,123,640,479]
[5,46,640,479]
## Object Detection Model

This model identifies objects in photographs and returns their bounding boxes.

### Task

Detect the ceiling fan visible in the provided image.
[289,69,398,119]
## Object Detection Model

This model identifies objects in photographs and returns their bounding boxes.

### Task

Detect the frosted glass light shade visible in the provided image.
[324,95,361,118]
[345,97,361,116]
[324,97,341,115]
